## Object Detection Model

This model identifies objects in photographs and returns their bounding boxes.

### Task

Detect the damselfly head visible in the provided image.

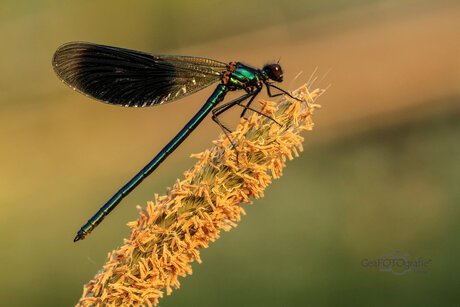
[263,63,283,82]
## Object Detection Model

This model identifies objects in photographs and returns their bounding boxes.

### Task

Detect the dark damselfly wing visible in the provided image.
[52,42,228,107]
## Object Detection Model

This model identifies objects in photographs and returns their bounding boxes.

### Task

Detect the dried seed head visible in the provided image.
[77,84,323,307]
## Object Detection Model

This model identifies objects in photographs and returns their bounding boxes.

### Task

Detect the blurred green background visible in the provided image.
[1,0,458,306]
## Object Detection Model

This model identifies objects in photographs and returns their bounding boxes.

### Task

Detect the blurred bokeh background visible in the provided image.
[1,0,458,306]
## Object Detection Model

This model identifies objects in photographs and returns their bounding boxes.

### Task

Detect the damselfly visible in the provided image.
[52,42,298,241]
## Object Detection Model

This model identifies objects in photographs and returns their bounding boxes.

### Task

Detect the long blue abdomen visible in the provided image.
[74,84,228,241]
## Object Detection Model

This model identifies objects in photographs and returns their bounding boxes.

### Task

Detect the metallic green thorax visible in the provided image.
[226,63,263,90]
